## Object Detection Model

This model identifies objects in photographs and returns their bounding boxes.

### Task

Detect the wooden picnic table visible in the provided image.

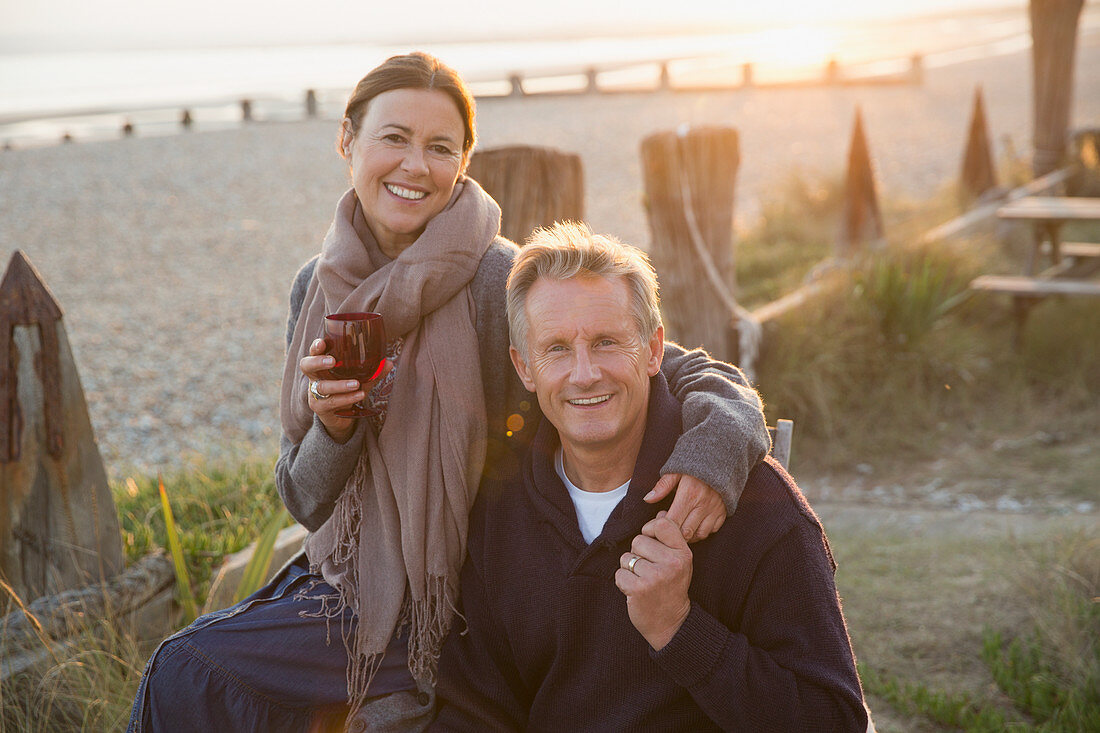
[995,196,1100,275]
[969,196,1100,344]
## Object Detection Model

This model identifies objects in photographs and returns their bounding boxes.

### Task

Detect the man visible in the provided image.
[433,222,869,731]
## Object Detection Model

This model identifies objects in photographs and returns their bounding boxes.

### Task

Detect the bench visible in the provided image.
[767,419,794,471]
[969,274,1100,345]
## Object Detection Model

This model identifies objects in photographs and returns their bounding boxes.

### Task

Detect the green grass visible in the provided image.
[114,456,289,609]
[2,457,289,732]
[842,528,1099,732]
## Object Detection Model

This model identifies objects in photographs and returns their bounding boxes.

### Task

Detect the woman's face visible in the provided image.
[343,88,467,258]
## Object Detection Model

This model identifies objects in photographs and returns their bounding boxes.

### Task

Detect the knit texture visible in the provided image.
[434,375,868,732]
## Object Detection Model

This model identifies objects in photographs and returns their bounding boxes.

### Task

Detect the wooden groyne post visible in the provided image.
[837,108,885,258]
[466,145,585,244]
[641,126,760,377]
[0,251,122,604]
[960,86,998,204]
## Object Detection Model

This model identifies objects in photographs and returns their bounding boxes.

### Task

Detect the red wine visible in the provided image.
[323,312,386,417]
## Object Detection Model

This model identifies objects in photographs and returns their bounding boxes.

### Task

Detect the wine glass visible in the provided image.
[322,312,386,418]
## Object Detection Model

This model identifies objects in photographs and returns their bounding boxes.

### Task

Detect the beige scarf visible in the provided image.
[280,178,497,710]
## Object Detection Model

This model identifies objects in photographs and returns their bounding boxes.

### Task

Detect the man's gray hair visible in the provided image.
[506,221,662,358]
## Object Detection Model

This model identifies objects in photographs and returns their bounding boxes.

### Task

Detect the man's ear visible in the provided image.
[509,345,537,393]
[647,325,664,377]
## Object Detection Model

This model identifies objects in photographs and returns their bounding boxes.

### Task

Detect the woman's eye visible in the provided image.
[382,133,406,144]
[429,144,455,156]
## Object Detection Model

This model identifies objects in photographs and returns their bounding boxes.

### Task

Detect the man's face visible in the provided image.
[510,275,663,457]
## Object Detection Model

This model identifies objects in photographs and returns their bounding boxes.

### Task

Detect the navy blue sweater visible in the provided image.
[434,375,868,732]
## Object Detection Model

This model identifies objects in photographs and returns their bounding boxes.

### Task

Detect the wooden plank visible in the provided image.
[752,281,823,324]
[769,419,794,471]
[969,275,1100,296]
[997,196,1100,221]
[919,167,1074,243]
[1042,241,1100,258]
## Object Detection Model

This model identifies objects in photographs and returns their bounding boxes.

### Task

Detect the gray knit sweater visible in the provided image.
[276,239,769,532]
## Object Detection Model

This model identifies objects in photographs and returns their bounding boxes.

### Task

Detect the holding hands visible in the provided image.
[615,511,693,651]
[300,338,390,443]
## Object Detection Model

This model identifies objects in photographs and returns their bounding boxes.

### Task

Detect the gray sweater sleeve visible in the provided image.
[658,343,770,513]
[274,257,370,531]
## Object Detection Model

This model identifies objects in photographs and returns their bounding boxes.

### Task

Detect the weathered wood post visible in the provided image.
[0,252,122,604]
[509,75,524,97]
[960,86,998,204]
[466,145,584,244]
[1029,0,1085,176]
[305,89,318,118]
[641,126,760,377]
[909,54,925,85]
[837,108,885,258]
[585,68,599,94]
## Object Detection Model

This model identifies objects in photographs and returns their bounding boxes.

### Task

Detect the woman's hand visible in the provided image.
[300,338,390,443]
[643,473,727,543]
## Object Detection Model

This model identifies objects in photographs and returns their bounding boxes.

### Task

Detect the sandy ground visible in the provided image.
[1,34,1098,477]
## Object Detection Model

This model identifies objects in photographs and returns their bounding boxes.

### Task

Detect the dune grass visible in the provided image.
[1,458,291,732]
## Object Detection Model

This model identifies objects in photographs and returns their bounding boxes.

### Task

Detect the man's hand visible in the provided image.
[614,512,693,651]
[644,474,727,542]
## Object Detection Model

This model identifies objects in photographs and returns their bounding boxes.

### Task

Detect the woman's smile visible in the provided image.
[344,87,466,258]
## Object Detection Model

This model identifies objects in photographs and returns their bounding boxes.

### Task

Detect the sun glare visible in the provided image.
[744,25,837,70]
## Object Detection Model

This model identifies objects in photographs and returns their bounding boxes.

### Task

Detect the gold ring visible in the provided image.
[309,380,328,400]
[627,555,640,573]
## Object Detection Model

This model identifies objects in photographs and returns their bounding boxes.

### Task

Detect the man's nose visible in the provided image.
[568,348,599,387]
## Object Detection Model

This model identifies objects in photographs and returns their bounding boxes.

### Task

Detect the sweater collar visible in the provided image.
[526,372,683,548]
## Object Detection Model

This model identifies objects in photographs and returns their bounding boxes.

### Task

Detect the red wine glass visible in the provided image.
[323,312,386,418]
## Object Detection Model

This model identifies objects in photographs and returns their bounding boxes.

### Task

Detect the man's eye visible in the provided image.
[597,339,615,347]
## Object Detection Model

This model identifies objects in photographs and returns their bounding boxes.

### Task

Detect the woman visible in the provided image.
[129,52,768,732]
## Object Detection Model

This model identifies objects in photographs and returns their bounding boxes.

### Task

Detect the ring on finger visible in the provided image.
[308,380,329,400]
[626,555,641,573]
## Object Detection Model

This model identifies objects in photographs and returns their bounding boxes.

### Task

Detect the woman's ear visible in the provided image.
[340,118,354,159]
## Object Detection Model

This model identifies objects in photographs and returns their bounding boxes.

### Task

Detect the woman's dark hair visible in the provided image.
[338,52,476,159]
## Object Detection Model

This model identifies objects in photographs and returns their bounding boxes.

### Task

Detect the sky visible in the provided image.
[2,0,1025,49]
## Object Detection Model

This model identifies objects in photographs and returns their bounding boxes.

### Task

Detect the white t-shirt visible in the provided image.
[555,447,629,544]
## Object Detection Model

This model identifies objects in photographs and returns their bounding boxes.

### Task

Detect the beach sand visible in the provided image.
[2,35,1098,476]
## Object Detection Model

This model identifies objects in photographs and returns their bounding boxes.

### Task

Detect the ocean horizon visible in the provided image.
[3,3,1098,148]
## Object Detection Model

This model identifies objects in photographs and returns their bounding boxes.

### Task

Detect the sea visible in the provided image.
[2,3,1099,148]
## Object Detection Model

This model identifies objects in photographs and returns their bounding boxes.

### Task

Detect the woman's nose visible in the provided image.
[401,145,430,175]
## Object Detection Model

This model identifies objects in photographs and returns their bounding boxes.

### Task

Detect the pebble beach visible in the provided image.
[2,35,1099,478]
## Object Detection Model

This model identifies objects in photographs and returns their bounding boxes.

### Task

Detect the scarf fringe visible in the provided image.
[404,573,458,687]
